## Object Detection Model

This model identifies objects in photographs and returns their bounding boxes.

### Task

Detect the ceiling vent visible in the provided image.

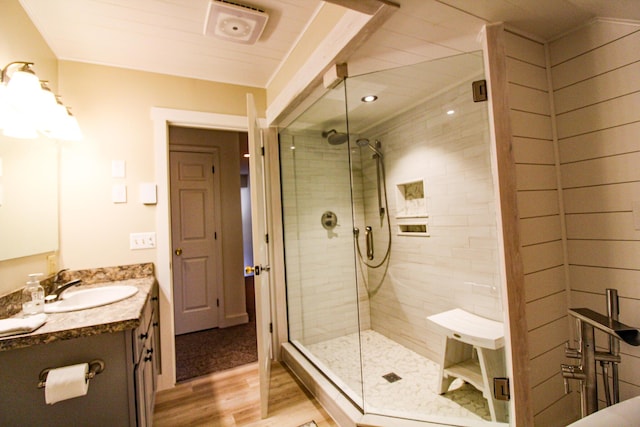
[203,0,269,45]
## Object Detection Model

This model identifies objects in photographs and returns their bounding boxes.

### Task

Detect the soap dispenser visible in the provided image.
[22,273,45,315]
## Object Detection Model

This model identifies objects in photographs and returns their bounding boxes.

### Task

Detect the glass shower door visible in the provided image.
[280,80,365,407]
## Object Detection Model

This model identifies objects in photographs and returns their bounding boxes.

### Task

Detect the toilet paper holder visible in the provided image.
[37,359,105,389]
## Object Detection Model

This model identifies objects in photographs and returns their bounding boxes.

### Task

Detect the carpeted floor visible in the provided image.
[175,318,258,382]
[175,277,258,382]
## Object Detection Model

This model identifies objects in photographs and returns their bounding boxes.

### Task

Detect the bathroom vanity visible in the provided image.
[0,264,159,427]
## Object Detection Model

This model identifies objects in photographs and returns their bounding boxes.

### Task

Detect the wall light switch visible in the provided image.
[112,184,127,203]
[130,232,156,249]
[139,182,157,205]
[112,160,126,178]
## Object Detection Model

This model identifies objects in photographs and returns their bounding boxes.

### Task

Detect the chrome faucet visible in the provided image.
[562,288,635,419]
[52,268,69,285]
[45,278,82,303]
[561,363,585,394]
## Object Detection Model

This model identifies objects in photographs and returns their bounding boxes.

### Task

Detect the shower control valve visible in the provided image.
[321,211,338,230]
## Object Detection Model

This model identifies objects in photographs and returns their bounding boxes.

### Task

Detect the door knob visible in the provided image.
[245,265,269,275]
[175,248,183,256]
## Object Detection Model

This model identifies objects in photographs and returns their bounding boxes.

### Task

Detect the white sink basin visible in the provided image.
[44,285,139,313]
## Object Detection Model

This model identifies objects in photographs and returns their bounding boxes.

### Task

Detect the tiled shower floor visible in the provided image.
[305,330,493,423]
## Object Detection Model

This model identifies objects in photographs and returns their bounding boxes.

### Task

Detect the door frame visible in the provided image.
[152,108,259,389]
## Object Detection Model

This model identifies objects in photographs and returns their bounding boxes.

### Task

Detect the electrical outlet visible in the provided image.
[130,232,156,250]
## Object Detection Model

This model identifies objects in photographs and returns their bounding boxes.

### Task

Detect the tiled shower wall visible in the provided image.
[281,76,500,364]
[280,133,368,346]
[362,77,502,363]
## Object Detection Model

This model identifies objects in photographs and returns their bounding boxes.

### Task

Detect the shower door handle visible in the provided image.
[365,226,374,260]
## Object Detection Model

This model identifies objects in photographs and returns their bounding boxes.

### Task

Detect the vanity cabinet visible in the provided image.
[0,282,159,427]
[132,286,159,427]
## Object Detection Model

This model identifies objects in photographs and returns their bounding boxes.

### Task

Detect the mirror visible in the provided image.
[0,134,58,261]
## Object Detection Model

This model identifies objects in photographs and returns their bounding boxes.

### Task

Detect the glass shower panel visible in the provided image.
[280,81,365,407]
[280,51,509,426]
[346,52,508,424]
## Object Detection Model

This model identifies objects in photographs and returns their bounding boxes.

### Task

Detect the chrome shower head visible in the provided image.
[356,138,383,158]
[322,129,348,145]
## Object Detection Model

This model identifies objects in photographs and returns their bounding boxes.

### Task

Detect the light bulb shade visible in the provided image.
[2,109,38,139]
[0,84,8,130]
[46,105,83,141]
[64,114,83,141]
[0,61,83,140]
[35,87,59,131]
[6,68,42,110]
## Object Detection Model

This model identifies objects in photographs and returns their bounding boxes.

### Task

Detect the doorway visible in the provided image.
[168,125,257,382]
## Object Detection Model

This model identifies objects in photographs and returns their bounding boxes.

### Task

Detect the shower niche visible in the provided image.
[395,179,429,236]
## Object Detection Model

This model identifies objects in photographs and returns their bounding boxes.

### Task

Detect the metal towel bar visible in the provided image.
[37,359,105,389]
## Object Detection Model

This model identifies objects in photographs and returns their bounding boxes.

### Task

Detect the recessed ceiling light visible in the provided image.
[361,95,378,103]
[446,109,455,115]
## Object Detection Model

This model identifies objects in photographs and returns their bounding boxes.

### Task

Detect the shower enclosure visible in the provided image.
[279,51,509,425]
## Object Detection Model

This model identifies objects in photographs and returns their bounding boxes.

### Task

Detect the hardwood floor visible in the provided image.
[153,361,338,426]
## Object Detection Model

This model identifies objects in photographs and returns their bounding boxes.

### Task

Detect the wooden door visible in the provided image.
[170,150,221,335]
[247,93,272,418]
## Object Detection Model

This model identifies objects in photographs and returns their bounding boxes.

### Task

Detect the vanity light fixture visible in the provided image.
[361,95,378,103]
[0,61,82,141]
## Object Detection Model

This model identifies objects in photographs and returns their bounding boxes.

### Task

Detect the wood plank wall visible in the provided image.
[550,20,640,404]
[503,30,578,426]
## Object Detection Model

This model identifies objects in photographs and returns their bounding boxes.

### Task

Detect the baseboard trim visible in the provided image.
[221,312,249,328]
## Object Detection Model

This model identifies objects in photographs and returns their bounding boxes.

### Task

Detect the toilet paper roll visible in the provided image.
[44,363,89,405]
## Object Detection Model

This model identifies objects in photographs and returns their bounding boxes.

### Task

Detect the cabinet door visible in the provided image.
[134,361,147,427]
[145,331,157,418]
[151,291,161,374]
[135,344,155,426]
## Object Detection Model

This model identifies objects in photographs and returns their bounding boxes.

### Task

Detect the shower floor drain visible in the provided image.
[382,372,402,383]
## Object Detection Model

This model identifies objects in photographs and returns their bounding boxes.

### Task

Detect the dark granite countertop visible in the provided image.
[0,263,156,352]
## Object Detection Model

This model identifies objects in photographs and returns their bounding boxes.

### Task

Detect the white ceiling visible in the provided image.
[18,0,324,88]
[18,0,640,89]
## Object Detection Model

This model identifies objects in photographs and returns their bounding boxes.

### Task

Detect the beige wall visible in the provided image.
[56,60,265,271]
